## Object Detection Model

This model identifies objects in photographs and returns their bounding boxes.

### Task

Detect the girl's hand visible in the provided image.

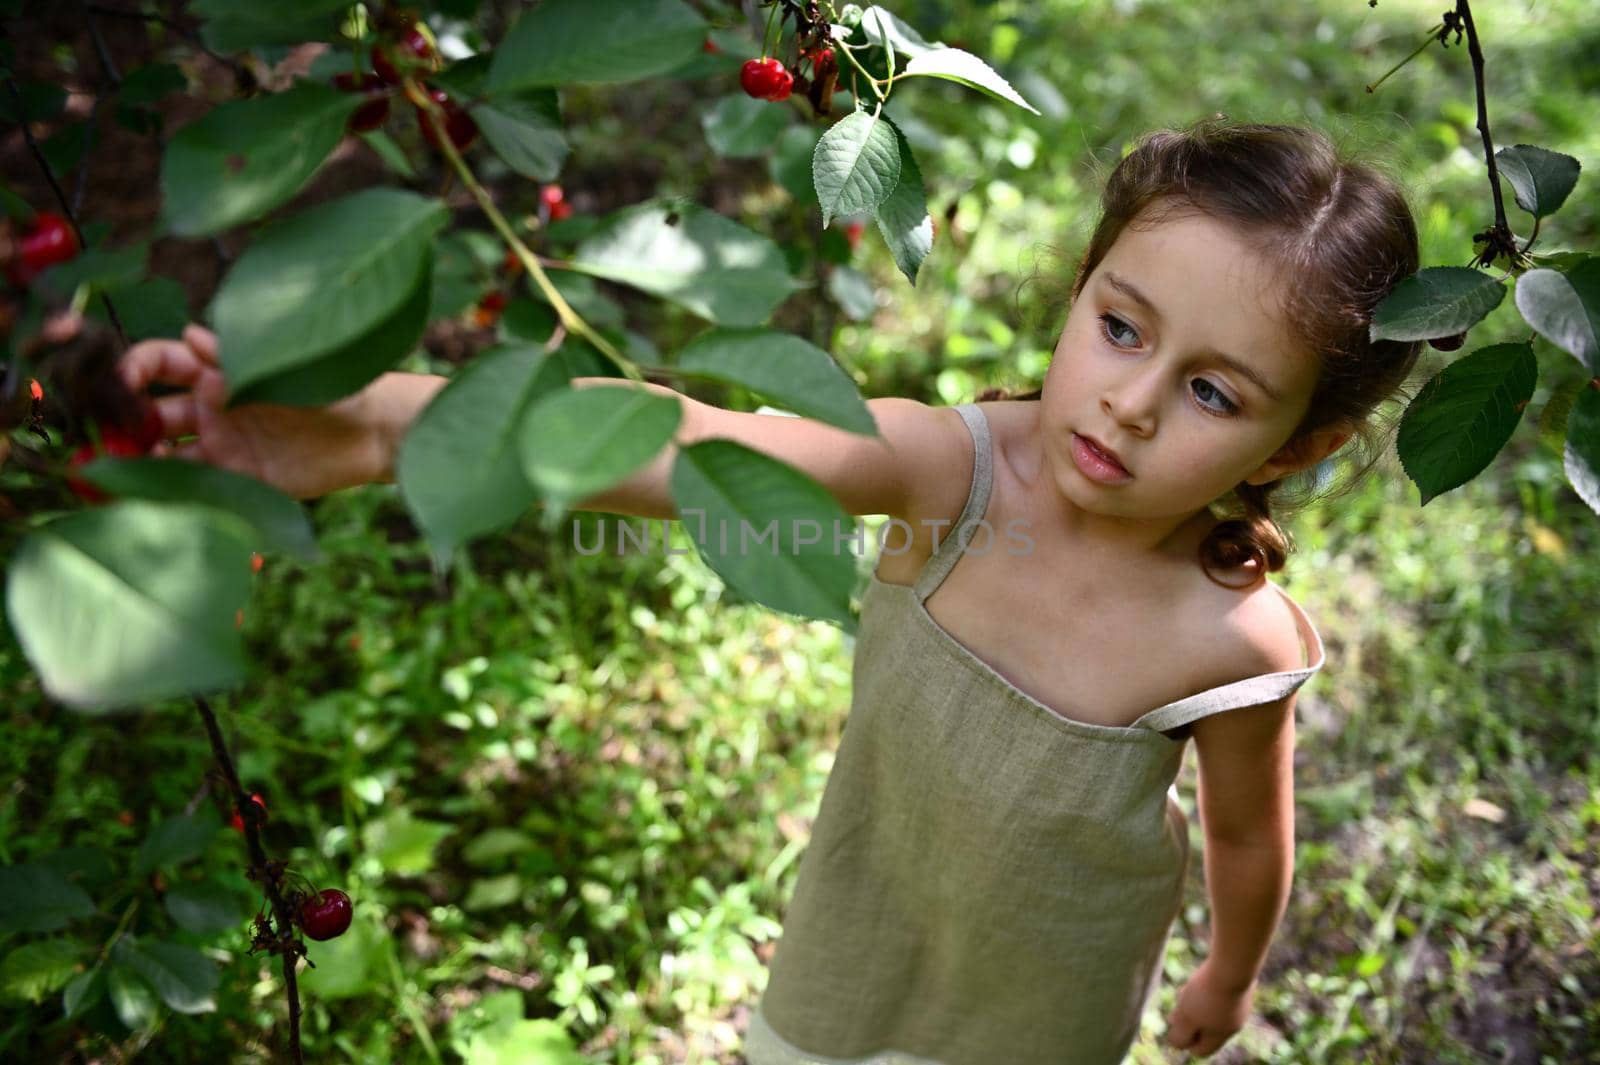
[1164,959,1255,1058]
[117,324,388,500]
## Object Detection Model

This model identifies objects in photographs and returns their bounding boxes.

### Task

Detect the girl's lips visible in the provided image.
[1071,432,1133,482]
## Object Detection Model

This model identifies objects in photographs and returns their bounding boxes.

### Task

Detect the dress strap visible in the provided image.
[1134,581,1328,735]
[913,403,993,604]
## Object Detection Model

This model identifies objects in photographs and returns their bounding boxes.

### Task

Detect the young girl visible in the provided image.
[119,118,1422,1063]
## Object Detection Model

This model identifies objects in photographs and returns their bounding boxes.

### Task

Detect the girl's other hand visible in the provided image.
[1163,959,1254,1058]
[117,324,388,500]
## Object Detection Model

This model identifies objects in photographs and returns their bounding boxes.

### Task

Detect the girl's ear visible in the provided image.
[1245,424,1353,486]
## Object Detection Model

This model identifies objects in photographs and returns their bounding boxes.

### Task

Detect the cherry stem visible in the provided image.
[196,695,304,1065]
[1364,23,1443,94]
[401,78,640,383]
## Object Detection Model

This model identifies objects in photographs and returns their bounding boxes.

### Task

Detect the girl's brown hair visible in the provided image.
[978,116,1425,588]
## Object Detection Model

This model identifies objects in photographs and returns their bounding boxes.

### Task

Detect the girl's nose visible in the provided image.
[1100,366,1160,436]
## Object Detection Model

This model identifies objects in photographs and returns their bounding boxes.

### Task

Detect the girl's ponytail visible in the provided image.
[1198,480,1290,588]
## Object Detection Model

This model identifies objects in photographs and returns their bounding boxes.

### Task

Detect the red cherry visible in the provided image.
[540,184,565,208]
[65,422,151,503]
[250,552,264,574]
[299,888,353,941]
[845,220,865,250]
[765,65,795,102]
[473,290,508,327]
[348,95,390,132]
[9,211,78,286]
[811,47,835,67]
[416,88,478,152]
[549,201,573,222]
[229,792,267,833]
[740,58,790,101]
[124,402,163,452]
[1427,333,1467,351]
[702,38,720,54]
[373,26,433,85]
[29,378,43,402]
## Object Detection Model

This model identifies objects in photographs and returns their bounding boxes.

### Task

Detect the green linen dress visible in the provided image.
[741,402,1327,1065]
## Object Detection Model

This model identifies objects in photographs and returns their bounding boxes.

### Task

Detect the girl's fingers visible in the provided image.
[182,323,220,366]
[119,337,209,394]
[152,393,199,439]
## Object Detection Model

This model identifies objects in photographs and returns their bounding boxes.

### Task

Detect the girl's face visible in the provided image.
[1038,205,1337,543]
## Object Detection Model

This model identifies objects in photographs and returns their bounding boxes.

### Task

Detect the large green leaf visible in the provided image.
[0,940,85,1004]
[701,94,790,159]
[472,92,568,181]
[398,345,568,569]
[859,6,942,57]
[670,441,859,627]
[874,118,932,284]
[813,110,901,228]
[62,965,104,1019]
[570,201,800,326]
[76,457,319,561]
[190,0,352,51]
[5,502,254,712]
[159,82,356,237]
[135,811,221,875]
[519,384,683,508]
[901,49,1039,114]
[488,0,705,91]
[1495,144,1581,219]
[116,939,217,1015]
[462,1018,590,1065]
[1370,267,1506,342]
[0,864,95,933]
[362,810,452,876]
[106,963,158,1031]
[676,328,876,434]
[212,187,447,406]
[1395,342,1537,506]
[164,880,249,935]
[1564,387,1600,517]
[1514,258,1600,371]
[297,912,385,999]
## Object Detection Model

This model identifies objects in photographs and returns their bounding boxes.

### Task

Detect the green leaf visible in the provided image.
[190,0,352,51]
[472,92,568,182]
[398,345,567,569]
[461,828,536,867]
[858,6,942,57]
[119,63,187,108]
[106,962,158,1031]
[828,265,877,320]
[0,863,95,933]
[5,502,254,712]
[297,912,384,999]
[0,940,85,1003]
[770,125,822,203]
[117,939,217,1014]
[1495,144,1581,218]
[670,441,859,626]
[1564,387,1600,517]
[462,1018,590,1065]
[212,187,447,406]
[531,270,625,329]
[92,276,190,341]
[1513,258,1600,371]
[1396,342,1536,506]
[570,201,800,326]
[676,328,876,434]
[462,874,523,912]
[159,82,356,237]
[63,965,104,1019]
[900,48,1039,114]
[874,118,932,284]
[701,94,790,159]
[136,811,221,875]
[362,810,452,876]
[1369,266,1507,343]
[76,457,320,561]
[164,880,249,935]
[518,384,683,508]
[812,110,901,228]
[488,0,705,91]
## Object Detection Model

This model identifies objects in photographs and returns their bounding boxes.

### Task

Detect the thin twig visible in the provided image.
[4,77,129,347]
[1454,0,1517,268]
[196,696,305,1065]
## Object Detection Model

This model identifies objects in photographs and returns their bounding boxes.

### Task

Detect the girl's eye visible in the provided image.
[1095,312,1240,417]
